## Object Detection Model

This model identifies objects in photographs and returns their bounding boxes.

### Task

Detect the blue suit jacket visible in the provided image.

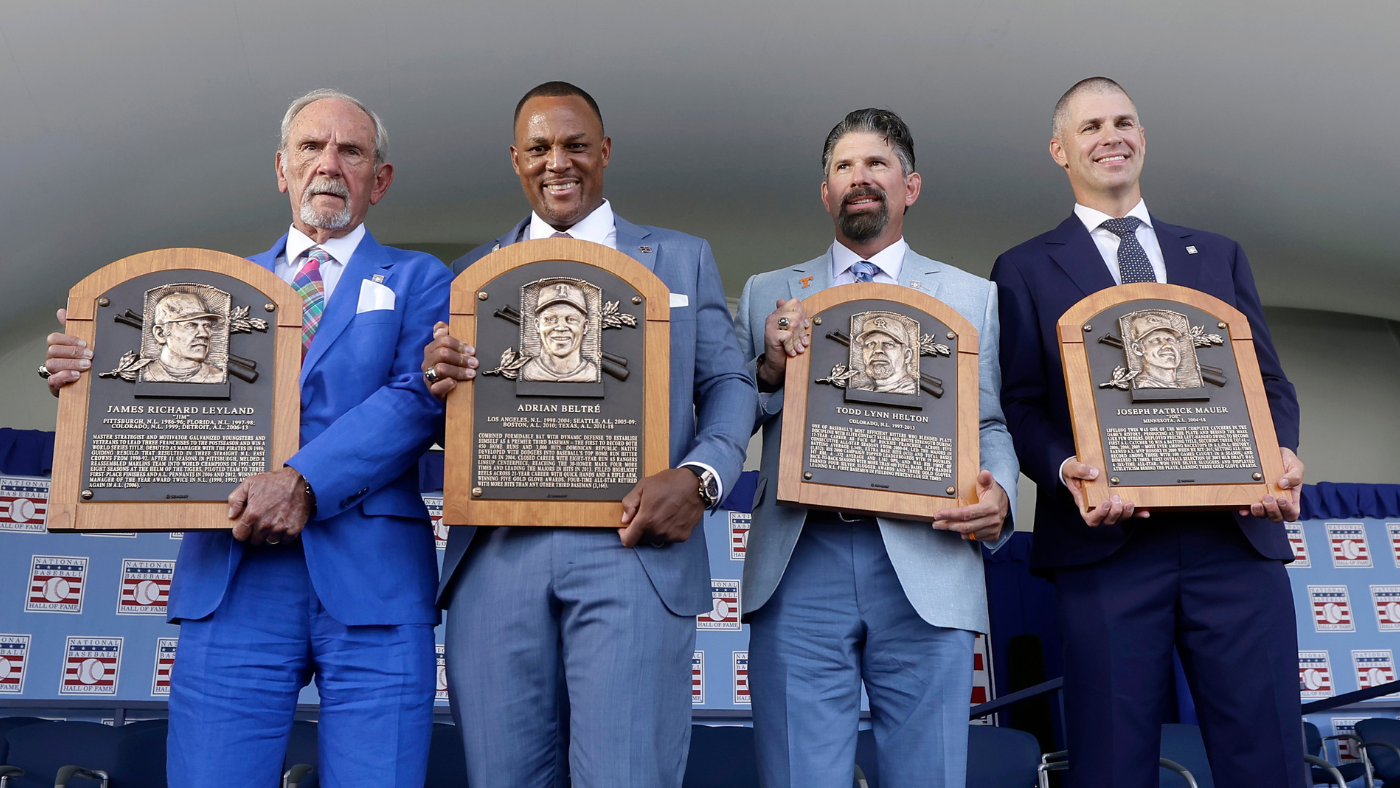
[991,214,1301,574]
[735,248,1019,633]
[434,214,757,617]
[167,230,453,626]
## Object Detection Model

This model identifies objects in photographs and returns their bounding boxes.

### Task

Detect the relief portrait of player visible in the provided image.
[1124,311,1191,389]
[519,280,600,383]
[143,292,225,384]
[851,316,917,394]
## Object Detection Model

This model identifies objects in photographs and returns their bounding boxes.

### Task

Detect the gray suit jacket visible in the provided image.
[734,247,1019,633]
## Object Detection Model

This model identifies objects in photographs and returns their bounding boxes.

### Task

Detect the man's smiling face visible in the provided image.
[1052,89,1145,199]
[511,95,611,230]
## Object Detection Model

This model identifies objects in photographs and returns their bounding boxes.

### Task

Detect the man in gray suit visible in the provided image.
[421,81,755,788]
[734,108,1019,788]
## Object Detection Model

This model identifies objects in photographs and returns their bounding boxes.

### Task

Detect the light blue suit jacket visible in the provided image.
[735,247,1018,633]
[435,214,757,617]
[167,230,453,627]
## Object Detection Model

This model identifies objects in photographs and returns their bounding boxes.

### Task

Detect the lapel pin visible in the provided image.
[1186,246,1198,255]
[799,276,814,289]
[638,246,652,253]
[372,274,385,284]
[909,281,921,289]
[491,243,500,252]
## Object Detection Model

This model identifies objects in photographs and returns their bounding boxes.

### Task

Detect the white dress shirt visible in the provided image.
[275,223,366,303]
[830,237,908,285]
[528,199,618,249]
[1073,199,1166,285]
[1060,199,1166,486]
[528,199,722,506]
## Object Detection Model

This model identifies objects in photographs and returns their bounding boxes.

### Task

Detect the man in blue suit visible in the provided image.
[44,89,451,787]
[991,78,1307,788]
[734,109,1018,788]
[420,82,756,787]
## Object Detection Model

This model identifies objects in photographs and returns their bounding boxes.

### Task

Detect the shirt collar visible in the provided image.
[284,223,366,266]
[529,199,615,246]
[1074,199,1152,235]
[831,237,909,280]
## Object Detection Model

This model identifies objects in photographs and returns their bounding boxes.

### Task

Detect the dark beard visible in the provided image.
[837,187,889,242]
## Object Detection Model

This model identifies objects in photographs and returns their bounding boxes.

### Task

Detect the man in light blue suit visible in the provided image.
[421,82,756,787]
[46,90,451,787]
[734,109,1019,788]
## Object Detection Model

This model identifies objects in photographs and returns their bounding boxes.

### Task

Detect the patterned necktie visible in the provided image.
[851,261,879,283]
[1100,217,1156,284]
[293,247,329,358]
[551,231,572,239]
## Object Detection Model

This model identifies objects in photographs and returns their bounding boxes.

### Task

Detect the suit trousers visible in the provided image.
[167,541,436,788]
[748,516,974,788]
[1055,515,1306,788]
[444,527,696,788]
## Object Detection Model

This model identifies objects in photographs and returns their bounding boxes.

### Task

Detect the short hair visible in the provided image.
[821,108,915,179]
[1052,77,1137,139]
[513,81,604,134]
[279,89,389,166]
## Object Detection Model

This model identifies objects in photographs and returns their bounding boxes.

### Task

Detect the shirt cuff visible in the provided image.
[1058,456,1076,489]
[681,461,723,509]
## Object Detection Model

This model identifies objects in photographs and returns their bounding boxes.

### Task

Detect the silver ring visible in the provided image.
[37,365,52,380]
[267,538,280,545]
[423,367,440,385]
[777,317,790,330]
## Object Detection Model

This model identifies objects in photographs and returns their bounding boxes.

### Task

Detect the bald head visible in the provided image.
[1052,77,1137,140]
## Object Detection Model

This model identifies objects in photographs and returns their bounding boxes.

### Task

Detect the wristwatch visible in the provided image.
[682,464,720,508]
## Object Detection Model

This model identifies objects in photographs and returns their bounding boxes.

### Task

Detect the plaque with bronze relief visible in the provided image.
[1058,282,1286,510]
[443,238,670,527]
[48,249,302,532]
[777,283,980,520]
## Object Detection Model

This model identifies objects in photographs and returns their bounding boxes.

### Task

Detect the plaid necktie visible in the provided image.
[1100,217,1156,284]
[293,247,329,358]
[852,261,879,283]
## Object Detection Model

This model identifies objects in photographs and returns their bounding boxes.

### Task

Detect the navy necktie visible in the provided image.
[851,261,878,283]
[1100,217,1156,284]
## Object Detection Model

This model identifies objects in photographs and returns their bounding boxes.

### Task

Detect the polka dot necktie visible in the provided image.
[1100,217,1157,284]
[292,247,329,359]
[852,261,878,283]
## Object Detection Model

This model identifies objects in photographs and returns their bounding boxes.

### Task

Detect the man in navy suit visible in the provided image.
[421,82,756,787]
[45,89,451,787]
[992,77,1307,788]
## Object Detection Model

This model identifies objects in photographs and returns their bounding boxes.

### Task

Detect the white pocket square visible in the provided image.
[669,293,689,308]
[357,279,396,313]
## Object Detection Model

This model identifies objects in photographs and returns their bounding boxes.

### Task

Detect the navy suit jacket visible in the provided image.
[991,214,1300,574]
[167,230,453,626]
[434,214,757,616]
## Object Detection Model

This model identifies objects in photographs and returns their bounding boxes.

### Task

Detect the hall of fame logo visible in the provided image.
[169,532,184,540]
[1372,586,1400,632]
[697,580,741,631]
[151,638,177,696]
[60,636,122,695]
[733,651,750,705]
[117,559,175,615]
[435,644,448,702]
[0,477,49,533]
[691,651,705,705]
[1326,522,1372,568]
[1309,586,1355,632]
[1388,523,1400,568]
[1332,718,1365,762]
[1284,522,1310,567]
[1299,651,1334,699]
[26,555,88,614]
[728,511,750,561]
[0,634,31,694]
[423,495,447,550]
[1352,650,1399,697]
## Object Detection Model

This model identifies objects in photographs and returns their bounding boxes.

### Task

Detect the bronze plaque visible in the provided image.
[777,283,980,520]
[49,249,303,531]
[1059,283,1287,510]
[444,239,671,527]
